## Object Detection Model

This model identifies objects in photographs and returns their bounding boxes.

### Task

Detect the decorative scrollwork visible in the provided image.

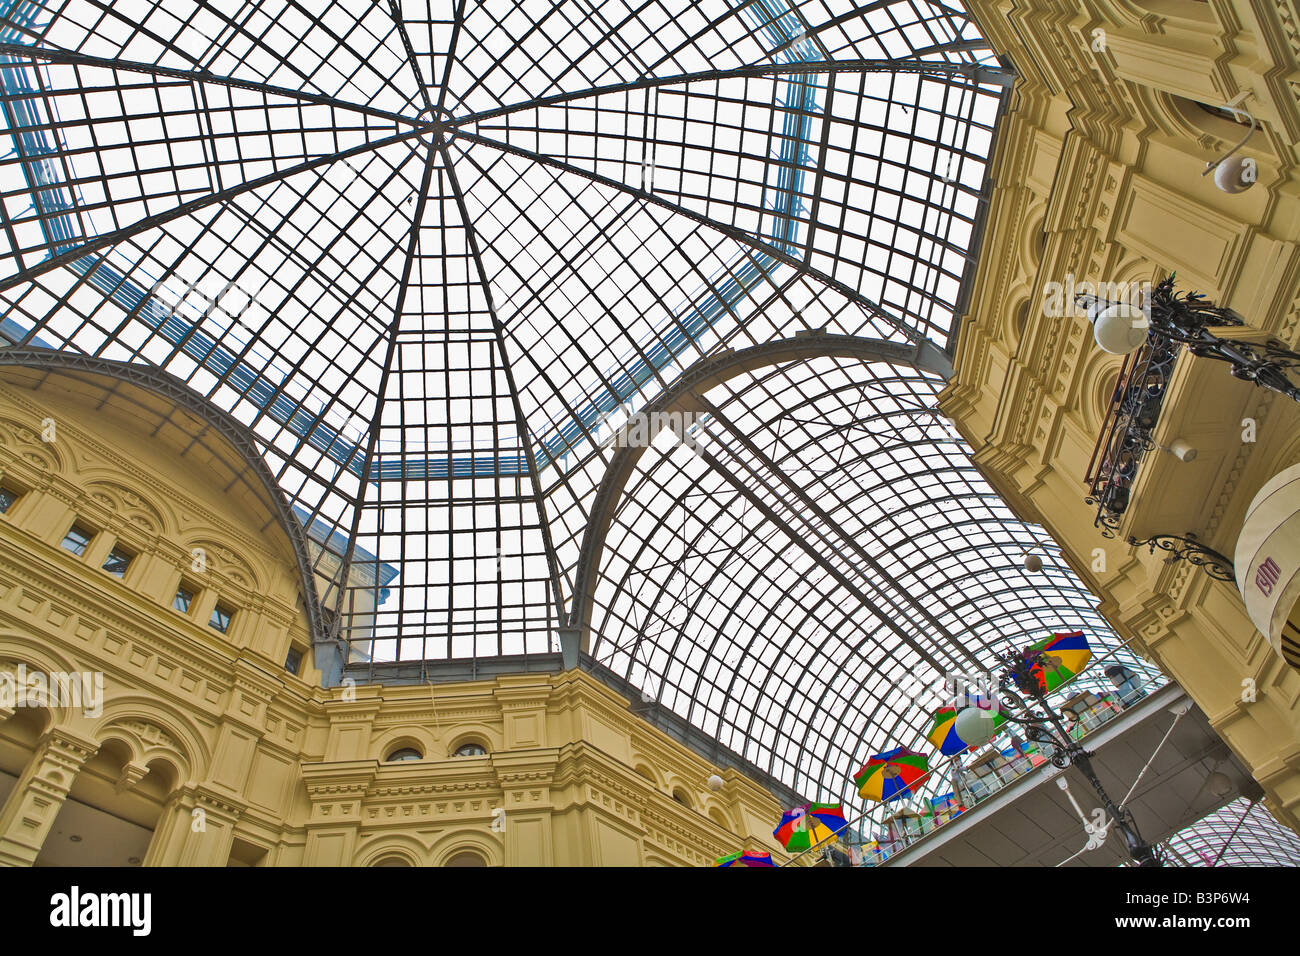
[1148,275,1244,331]
[1086,334,1181,533]
[1148,275,1300,402]
[1125,532,1236,582]
[1085,276,1300,539]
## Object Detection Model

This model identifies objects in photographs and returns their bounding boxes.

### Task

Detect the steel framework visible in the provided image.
[0,0,1170,815]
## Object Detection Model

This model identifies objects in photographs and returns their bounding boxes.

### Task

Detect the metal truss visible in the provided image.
[0,0,1158,811]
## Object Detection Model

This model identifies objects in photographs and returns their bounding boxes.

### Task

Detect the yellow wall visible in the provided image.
[0,373,789,866]
[941,0,1300,832]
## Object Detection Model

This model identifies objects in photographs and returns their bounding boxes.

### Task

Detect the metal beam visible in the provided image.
[565,333,941,648]
[0,125,436,293]
[451,59,1015,127]
[451,128,924,344]
[0,42,428,127]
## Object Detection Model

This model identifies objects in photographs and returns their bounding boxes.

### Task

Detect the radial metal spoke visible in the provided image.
[0,42,430,126]
[450,127,922,343]
[0,125,435,292]
[451,59,1013,127]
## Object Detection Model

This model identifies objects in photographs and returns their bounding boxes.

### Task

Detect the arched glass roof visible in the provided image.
[0,0,1157,808]
[584,352,1144,802]
[1164,799,1300,867]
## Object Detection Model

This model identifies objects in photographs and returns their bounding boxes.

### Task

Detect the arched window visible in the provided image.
[372,855,413,867]
[444,850,487,867]
[452,742,487,757]
[671,787,693,808]
[385,747,423,762]
[1196,102,1250,126]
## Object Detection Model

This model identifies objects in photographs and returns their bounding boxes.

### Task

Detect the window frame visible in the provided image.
[60,522,95,557]
[172,582,196,614]
[385,747,423,762]
[101,544,134,579]
[0,485,22,515]
[208,602,235,634]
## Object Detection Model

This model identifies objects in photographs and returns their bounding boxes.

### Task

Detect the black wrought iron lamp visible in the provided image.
[1077,276,1300,403]
[957,647,1164,867]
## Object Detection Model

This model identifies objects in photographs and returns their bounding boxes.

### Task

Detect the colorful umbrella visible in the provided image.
[773,802,848,851]
[853,747,929,802]
[925,705,1009,755]
[715,849,777,867]
[1022,631,1092,693]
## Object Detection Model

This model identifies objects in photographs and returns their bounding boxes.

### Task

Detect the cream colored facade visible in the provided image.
[0,369,789,866]
[941,0,1300,832]
[6,0,1300,867]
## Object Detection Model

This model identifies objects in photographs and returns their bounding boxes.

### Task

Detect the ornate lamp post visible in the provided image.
[1080,276,1296,577]
[962,647,1164,867]
[1078,275,1300,402]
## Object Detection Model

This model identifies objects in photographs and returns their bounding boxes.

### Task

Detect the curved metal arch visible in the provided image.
[562,333,950,665]
[608,484,940,723]
[0,348,331,670]
[592,465,947,742]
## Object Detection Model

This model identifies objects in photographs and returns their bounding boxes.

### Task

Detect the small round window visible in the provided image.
[386,747,423,762]
[453,743,488,757]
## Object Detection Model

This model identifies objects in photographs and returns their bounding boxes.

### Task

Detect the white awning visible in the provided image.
[1236,462,1300,668]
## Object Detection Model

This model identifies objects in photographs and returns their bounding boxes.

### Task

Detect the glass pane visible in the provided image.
[102,548,132,578]
[209,605,233,633]
[60,525,93,557]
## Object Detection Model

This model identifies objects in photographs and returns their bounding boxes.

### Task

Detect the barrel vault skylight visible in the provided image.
[0,0,1157,814]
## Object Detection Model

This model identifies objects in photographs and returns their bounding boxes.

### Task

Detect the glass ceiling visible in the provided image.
[0,0,1163,812]
[1165,798,1300,867]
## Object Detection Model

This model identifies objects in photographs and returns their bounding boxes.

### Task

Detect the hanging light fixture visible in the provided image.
[953,705,1000,748]
[1089,299,1151,355]
[1202,95,1259,194]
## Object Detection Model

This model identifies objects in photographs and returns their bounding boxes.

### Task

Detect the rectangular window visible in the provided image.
[60,523,94,557]
[173,585,195,613]
[0,487,20,514]
[102,546,133,578]
[284,646,303,676]
[209,603,234,633]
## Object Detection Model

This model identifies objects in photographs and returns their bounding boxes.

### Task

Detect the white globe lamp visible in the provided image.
[953,705,1000,748]
[1092,301,1150,355]
[1022,552,1043,573]
[707,774,724,792]
[1213,155,1254,194]
[1206,771,1232,798]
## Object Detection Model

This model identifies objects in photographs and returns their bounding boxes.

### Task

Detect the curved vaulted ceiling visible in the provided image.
[1165,798,1300,868]
[0,0,1162,814]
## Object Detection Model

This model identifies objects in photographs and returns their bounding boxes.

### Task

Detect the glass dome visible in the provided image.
[0,0,1155,811]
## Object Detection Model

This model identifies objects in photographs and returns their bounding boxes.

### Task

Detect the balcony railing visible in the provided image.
[1084,338,1182,537]
[787,664,1169,868]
